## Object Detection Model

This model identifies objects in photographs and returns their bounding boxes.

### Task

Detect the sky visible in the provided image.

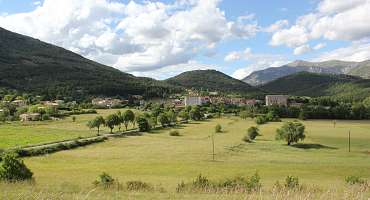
[0,0,370,80]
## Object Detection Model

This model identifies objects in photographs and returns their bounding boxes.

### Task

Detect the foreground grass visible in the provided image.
[0,109,135,149]
[1,117,370,199]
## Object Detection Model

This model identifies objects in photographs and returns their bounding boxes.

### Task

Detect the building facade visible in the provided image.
[265,95,289,106]
[184,96,202,106]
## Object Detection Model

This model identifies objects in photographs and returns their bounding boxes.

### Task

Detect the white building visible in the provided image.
[184,96,202,106]
[265,95,289,106]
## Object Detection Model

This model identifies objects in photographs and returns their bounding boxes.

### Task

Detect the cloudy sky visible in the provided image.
[1,0,370,80]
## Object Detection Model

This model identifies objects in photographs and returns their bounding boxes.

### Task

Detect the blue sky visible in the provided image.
[0,0,369,79]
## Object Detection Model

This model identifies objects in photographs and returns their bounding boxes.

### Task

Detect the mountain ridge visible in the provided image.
[242,60,370,86]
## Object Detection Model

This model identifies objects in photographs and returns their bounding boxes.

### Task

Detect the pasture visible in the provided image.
[0,109,135,149]
[0,115,370,199]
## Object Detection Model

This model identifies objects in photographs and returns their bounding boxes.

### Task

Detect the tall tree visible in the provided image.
[123,110,135,130]
[105,114,120,133]
[276,121,306,145]
[87,116,105,135]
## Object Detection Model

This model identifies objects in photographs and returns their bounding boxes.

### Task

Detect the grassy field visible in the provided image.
[1,116,369,199]
[0,109,136,149]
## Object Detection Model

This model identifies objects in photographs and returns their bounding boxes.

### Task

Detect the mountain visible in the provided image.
[0,27,179,99]
[165,70,261,95]
[242,60,370,86]
[260,72,370,101]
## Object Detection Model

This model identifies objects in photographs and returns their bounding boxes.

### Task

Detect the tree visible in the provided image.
[87,116,105,135]
[0,153,33,181]
[122,110,135,130]
[215,124,222,133]
[105,114,120,133]
[136,116,151,132]
[276,121,306,145]
[158,113,170,127]
[166,110,177,125]
[178,110,189,122]
[189,106,202,121]
[116,111,123,132]
[247,126,259,140]
[240,110,253,119]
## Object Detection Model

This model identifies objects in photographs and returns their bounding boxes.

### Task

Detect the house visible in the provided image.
[185,96,202,106]
[173,99,184,107]
[92,98,125,108]
[245,99,256,106]
[20,113,41,122]
[12,100,26,107]
[265,95,289,106]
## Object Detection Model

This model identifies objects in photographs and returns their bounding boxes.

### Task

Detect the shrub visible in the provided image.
[42,114,50,121]
[0,153,33,181]
[126,180,153,191]
[137,116,151,132]
[345,175,367,185]
[285,175,299,189]
[215,124,222,133]
[72,116,76,122]
[192,174,210,189]
[93,172,115,187]
[169,130,180,136]
[247,126,259,140]
[255,115,267,125]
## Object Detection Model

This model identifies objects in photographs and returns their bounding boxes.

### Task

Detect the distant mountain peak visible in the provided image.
[242,59,370,86]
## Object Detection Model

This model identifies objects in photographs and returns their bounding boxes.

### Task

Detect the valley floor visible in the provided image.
[1,115,370,199]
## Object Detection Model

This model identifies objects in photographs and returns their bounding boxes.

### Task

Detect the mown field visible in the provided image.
[1,114,370,199]
[0,109,135,149]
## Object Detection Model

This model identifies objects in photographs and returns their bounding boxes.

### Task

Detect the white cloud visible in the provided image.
[293,44,311,55]
[313,43,326,50]
[232,60,290,80]
[314,42,370,62]
[225,48,289,79]
[132,61,217,80]
[264,19,289,33]
[0,0,259,76]
[270,0,370,48]
[33,1,41,6]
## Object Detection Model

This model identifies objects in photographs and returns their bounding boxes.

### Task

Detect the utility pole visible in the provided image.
[211,133,215,161]
[348,130,351,152]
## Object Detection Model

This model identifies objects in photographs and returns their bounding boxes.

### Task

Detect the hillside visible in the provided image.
[242,60,370,86]
[0,27,179,99]
[260,72,370,101]
[165,70,261,95]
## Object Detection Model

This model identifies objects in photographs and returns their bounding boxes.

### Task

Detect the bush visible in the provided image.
[16,137,107,157]
[137,116,151,132]
[215,124,222,133]
[93,172,115,187]
[42,114,50,121]
[0,153,33,181]
[255,115,267,125]
[345,175,367,185]
[177,173,261,193]
[126,180,153,191]
[247,126,259,140]
[169,130,180,136]
[285,175,299,189]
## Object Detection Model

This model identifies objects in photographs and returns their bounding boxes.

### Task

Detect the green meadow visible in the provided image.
[0,109,135,149]
[1,113,370,199]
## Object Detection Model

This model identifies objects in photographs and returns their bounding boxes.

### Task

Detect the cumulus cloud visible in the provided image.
[0,0,259,75]
[225,48,289,79]
[264,19,289,33]
[293,44,311,55]
[132,61,218,80]
[270,0,370,56]
[314,42,370,62]
[313,43,326,50]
